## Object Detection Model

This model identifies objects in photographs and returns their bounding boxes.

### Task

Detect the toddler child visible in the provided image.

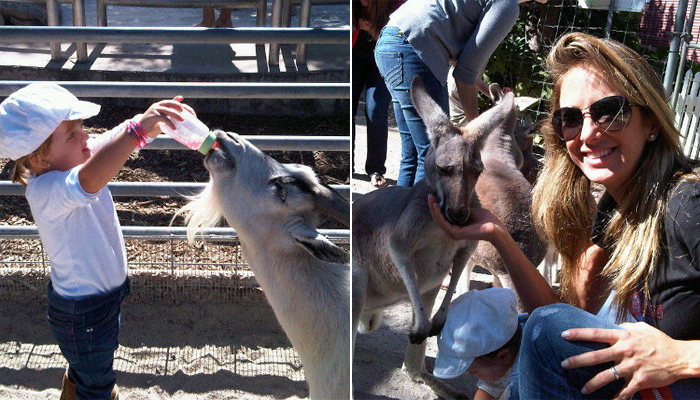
[433,287,524,400]
[0,82,194,400]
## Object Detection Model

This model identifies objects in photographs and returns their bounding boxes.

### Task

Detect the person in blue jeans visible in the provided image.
[428,32,700,399]
[0,83,193,399]
[352,0,400,187]
[374,0,530,187]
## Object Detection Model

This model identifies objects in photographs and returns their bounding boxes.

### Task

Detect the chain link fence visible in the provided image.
[486,0,676,125]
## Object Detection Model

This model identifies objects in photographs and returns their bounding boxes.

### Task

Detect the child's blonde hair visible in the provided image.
[10,135,53,186]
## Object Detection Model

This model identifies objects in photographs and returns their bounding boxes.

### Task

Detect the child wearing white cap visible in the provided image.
[433,287,524,400]
[0,82,195,400]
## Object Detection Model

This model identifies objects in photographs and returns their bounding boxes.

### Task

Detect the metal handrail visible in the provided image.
[0,81,350,99]
[96,0,267,27]
[0,226,350,241]
[0,26,349,45]
[0,182,351,198]
[0,0,87,59]
[144,135,349,151]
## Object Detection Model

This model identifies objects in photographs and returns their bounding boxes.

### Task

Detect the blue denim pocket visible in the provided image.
[376,51,403,89]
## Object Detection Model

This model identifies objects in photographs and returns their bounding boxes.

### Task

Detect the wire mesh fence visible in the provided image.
[0,236,350,302]
[488,0,675,125]
[0,237,257,303]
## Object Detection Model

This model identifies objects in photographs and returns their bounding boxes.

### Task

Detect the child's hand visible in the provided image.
[138,96,197,138]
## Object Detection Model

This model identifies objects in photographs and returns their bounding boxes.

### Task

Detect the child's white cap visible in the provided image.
[0,82,100,160]
[433,287,518,379]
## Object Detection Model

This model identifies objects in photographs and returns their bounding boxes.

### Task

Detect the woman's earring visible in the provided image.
[649,134,658,142]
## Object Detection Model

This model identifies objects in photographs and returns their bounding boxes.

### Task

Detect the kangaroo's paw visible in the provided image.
[409,329,429,344]
[422,372,471,400]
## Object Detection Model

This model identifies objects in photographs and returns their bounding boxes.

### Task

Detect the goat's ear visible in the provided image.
[313,183,349,227]
[284,164,349,227]
[410,76,453,147]
[288,221,350,264]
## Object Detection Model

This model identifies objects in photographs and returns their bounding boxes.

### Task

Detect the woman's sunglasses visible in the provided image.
[551,96,643,141]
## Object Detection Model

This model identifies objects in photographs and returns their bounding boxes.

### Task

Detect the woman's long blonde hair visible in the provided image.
[532,32,696,318]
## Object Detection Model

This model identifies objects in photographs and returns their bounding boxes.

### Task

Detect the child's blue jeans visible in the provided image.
[47,278,131,400]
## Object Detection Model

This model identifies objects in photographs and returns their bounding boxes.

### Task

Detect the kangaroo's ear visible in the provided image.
[288,220,349,264]
[489,83,504,103]
[410,76,456,147]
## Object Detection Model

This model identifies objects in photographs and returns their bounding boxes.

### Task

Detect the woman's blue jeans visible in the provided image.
[47,278,131,400]
[352,38,390,176]
[374,26,449,187]
[518,303,627,399]
[519,303,700,399]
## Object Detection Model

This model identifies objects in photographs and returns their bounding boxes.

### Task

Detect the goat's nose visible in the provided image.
[225,132,241,145]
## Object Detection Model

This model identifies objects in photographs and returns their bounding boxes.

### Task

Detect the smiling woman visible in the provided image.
[556,65,656,200]
[427,31,700,399]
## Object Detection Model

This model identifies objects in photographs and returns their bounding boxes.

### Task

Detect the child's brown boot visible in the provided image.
[110,384,119,400]
[60,371,76,400]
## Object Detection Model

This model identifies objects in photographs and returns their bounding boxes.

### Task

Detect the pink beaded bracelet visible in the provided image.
[126,120,147,149]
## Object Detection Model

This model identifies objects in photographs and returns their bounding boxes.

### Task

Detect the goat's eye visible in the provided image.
[274,183,287,202]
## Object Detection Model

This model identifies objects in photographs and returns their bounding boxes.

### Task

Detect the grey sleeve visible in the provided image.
[453,0,519,84]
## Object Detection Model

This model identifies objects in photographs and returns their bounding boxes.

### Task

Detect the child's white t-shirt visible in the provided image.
[25,121,131,298]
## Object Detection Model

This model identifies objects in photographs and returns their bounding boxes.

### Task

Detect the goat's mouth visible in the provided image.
[204,142,236,172]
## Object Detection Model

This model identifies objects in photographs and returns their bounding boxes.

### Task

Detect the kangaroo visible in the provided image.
[352,76,519,400]
[455,87,548,308]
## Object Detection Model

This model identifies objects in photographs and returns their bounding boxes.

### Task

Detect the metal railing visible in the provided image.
[0,0,88,61]
[0,81,350,99]
[0,26,348,45]
[0,2,349,65]
[96,0,267,28]
[0,130,350,239]
[0,181,350,198]
[0,226,350,242]
[269,0,347,66]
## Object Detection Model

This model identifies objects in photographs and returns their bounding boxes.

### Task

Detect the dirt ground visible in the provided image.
[0,299,306,400]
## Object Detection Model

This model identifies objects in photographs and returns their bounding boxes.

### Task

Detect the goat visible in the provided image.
[179,131,350,400]
[455,87,548,308]
[352,76,518,400]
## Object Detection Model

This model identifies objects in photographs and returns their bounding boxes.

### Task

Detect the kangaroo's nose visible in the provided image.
[444,207,470,226]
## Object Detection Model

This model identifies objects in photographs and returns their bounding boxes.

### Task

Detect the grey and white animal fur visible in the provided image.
[352,77,519,400]
[179,131,350,400]
[455,85,548,308]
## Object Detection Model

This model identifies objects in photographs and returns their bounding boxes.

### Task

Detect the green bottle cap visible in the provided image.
[197,131,217,155]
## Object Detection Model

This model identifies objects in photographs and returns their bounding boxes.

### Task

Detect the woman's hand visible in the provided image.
[428,194,502,241]
[138,95,196,138]
[561,323,695,399]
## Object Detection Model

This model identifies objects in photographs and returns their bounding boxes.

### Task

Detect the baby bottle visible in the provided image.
[160,111,218,155]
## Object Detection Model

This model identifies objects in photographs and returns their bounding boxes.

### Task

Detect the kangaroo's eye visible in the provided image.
[435,164,452,175]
